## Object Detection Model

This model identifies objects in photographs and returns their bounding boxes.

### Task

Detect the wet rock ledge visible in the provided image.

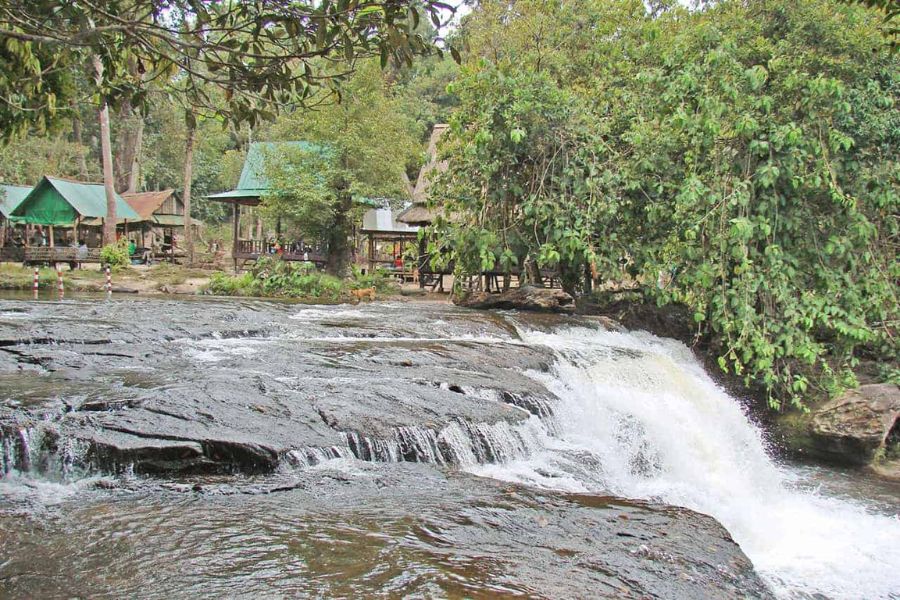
[0,298,557,476]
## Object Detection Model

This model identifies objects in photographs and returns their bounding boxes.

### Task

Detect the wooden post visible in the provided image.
[418,236,426,289]
[367,234,375,275]
[232,202,240,273]
[48,225,54,248]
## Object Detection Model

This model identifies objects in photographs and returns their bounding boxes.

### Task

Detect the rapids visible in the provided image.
[470,326,900,599]
[0,296,897,598]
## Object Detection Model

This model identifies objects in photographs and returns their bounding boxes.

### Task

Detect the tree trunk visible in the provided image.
[524,255,543,287]
[93,56,117,246]
[183,112,196,266]
[126,116,143,193]
[114,101,144,193]
[71,111,89,179]
[325,193,353,277]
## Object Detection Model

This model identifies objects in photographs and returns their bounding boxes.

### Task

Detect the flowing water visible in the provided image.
[0,297,897,599]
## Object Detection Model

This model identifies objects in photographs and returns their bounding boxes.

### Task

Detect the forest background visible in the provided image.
[0,0,896,409]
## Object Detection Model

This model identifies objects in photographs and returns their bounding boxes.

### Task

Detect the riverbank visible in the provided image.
[0,263,213,295]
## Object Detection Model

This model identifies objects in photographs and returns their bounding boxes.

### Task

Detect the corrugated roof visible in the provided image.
[12,176,139,224]
[207,141,325,202]
[238,142,323,189]
[361,207,419,234]
[123,189,175,220]
[0,183,32,218]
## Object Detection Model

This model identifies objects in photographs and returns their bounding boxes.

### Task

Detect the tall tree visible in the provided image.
[262,61,419,276]
[92,55,118,245]
[0,0,458,245]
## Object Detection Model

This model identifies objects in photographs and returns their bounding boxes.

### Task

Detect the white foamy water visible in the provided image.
[177,337,272,362]
[471,326,900,600]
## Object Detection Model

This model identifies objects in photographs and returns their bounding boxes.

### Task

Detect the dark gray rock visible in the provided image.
[0,463,772,599]
[0,298,557,475]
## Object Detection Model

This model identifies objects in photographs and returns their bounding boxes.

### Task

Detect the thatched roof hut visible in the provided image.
[397,124,448,226]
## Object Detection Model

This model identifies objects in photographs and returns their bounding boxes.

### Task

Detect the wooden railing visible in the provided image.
[23,247,102,264]
[234,239,327,264]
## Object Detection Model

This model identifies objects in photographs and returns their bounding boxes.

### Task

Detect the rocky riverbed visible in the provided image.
[1,296,897,598]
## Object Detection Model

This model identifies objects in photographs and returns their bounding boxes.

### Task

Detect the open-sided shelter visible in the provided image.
[122,189,202,258]
[207,141,329,270]
[0,183,32,255]
[359,204,418,276]
[12,176,139,246]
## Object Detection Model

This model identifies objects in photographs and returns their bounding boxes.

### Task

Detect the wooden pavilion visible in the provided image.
[121,189,202,261]
[0,183,32,257]
[207,141,330,271]
[360,204,419,278]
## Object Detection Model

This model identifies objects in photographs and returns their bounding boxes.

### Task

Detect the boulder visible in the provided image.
[780,384,900,465]
[455,285,575,313]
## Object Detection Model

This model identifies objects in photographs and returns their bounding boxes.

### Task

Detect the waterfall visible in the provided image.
[467,325,900,600]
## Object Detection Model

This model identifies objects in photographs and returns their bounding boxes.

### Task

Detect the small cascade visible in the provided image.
[0,424,91,480]
[452,384,556,421]
[284,446,355,467]
[342,418,543,467]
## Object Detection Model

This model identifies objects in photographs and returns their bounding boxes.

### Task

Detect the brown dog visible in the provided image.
[350,287,376,302]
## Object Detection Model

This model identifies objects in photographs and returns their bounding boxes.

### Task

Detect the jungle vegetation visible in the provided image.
[0,0,896,408]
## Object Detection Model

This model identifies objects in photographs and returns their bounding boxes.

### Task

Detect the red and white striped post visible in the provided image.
[32,267,39,298]
[105,265,112,295]
[56,263,64,297]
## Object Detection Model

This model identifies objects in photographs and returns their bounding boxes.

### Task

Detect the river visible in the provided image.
[1,296,897,599]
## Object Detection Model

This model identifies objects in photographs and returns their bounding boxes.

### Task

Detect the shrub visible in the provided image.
[206,272,256,296]
[100,239,130,269]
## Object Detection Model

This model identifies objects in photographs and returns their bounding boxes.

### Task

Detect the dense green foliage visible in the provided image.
[206,256,396,301]
[0,0,458,136]
[100,239,131,269]
[433,0,898,408]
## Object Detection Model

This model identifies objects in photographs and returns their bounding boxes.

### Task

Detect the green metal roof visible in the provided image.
[0,183,32,218]
[11,176,139,225]
[208,141,325,201]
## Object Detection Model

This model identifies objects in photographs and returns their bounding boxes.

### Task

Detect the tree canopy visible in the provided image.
[0,0,458,136]
[261,60,420,275]
[431,0,898,407]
